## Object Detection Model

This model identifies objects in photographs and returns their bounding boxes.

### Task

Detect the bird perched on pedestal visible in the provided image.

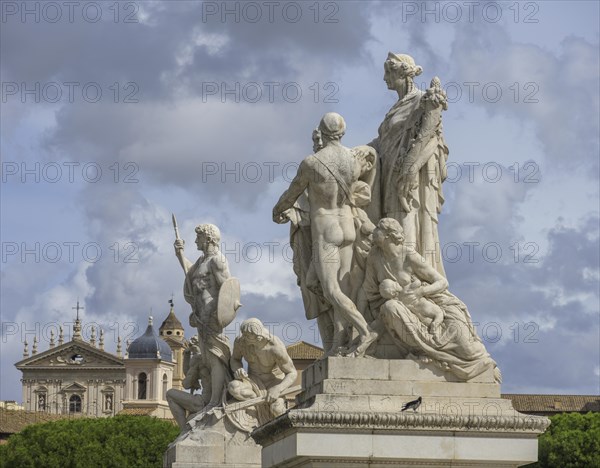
[401,397,422,412]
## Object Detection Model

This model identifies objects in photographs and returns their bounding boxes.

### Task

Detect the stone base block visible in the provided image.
[253,357,549,468]
[164,414,261,468]
[165,438,261,468]
[260,430,540,467]
[298,357,504,417]
[302,356,497,388]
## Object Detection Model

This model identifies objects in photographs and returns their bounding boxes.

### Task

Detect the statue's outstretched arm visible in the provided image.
[174,240,193,274]
[266,339,298,402]
[230,338,245,378]
[274,346,298,391]
[273,160,310,223]
[407,251,448,296]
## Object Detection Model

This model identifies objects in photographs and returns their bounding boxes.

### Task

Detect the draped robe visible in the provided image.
[368,87,448,277]
[363,246,499,382]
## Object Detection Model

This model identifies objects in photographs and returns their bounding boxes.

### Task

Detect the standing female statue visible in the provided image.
[367,53,449,277]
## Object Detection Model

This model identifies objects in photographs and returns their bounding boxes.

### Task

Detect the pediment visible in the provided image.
[16,340,124,369]
[61,382,87,392]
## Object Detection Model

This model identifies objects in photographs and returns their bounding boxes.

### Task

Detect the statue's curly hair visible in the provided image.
[377,218,405,244]
[195,223,221,245]
[240,318,273,342]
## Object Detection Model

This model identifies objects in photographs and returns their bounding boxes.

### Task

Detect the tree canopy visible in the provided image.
[0,415,179,468]
[528,412,600,468]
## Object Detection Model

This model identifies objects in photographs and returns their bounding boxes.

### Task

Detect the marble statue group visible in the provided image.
[167,222,297,435]
[274,52,499,380]
[166,52,500,457]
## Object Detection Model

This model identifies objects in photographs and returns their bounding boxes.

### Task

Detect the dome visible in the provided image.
[127,317,172,361]
[159,306,184,337]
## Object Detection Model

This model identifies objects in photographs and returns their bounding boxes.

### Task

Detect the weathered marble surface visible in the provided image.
[272,55,500,386]
[253,357,550,468]
[164,414,261,468]
[362,218,501,382]
[165,317,298,468]
[165,51,547,467]
[367,53,448,277]
[228,318,298,429]
[273,113,379,358]
[173,222,240,411]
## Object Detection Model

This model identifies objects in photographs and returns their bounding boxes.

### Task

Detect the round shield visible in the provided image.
[217,277,242,328]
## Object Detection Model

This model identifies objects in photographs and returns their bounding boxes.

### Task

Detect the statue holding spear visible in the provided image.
[171,215,241,411]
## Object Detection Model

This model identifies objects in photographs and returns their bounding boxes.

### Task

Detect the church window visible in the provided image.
[69,395,82,413]
[138,373,147,400]
[162,373,168,399]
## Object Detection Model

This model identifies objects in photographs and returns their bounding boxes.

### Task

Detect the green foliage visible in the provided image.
[526,412,600,468]
[0,415,179,468]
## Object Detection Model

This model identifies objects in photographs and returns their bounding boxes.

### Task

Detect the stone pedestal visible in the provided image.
[164,413,261,468]
[252,357,549,467]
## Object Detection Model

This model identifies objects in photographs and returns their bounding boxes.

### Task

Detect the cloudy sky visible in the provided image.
[1,1,598,401]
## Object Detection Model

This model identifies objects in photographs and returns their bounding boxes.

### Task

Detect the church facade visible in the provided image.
[14,300,323,419]
[16,338,126,417]
[14,302,185,418]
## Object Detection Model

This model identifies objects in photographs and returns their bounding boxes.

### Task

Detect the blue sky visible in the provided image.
[1,1,599,401]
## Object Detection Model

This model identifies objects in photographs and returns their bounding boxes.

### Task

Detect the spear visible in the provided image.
[188,385,302,427]
[172,212,186,267]
[172,213,181,241]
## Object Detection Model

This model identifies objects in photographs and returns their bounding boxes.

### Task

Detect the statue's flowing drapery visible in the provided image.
[369,87,448,277]
[363,246,498,381]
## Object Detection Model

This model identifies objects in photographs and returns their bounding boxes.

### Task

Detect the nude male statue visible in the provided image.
[273,112,379,356]
[174,223,232,409]
[228,318,297,419]
[282,128,335,354]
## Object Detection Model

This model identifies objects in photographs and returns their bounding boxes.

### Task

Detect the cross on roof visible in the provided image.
[72,299,84,320]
